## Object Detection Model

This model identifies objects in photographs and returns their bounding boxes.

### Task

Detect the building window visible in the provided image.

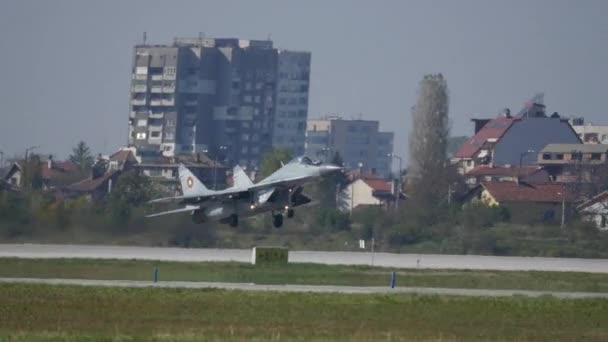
[137,119,147,127]
[136,132,147,140]
[166,119,175,127]
[591,153,601,160]
[164,132,174,140]
[542,153,551,160]
[150,131,161,138]
[555,154,564,160]
[164,67,176,75]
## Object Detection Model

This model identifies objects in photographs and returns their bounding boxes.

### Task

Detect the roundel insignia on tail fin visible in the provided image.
[187,176,194,188]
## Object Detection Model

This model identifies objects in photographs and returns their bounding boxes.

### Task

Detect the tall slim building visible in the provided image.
[305,116,394,177]
[127,37,311,168]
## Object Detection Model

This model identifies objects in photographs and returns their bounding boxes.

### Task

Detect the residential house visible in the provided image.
[3,163,22,188]
[2,158,80,190]
[135,153,228,193]
[339,176,402,212]
[570,118,608,144]
[538,144,608,189]
[453,105,581,174]
[577,191,608,230]
[466,181,572,223]
[464,165,550,186]
[66,170,122,202]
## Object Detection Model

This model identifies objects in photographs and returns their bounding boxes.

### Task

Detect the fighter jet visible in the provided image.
[147,156,341,228]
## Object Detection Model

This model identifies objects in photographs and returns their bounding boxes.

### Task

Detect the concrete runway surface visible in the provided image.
[1,277,607,298]
[1,244,607,273]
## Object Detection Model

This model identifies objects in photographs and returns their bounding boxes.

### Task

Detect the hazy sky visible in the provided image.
[1,0,607,164]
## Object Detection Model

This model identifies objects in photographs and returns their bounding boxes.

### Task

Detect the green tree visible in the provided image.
[21,154,43,190]
[69,141,94,172]
[259,148,292,178]
[408,73,451,210]
[105,172,157,224]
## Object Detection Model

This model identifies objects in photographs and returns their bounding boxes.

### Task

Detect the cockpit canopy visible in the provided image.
[289,156,321,166]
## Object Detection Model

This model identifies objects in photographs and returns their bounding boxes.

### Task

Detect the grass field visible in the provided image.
[1,257,608,293]
[0,283,607,341]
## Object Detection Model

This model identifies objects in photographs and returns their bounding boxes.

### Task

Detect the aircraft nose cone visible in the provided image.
[320,164,343,175]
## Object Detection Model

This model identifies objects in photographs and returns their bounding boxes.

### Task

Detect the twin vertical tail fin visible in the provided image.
[232,165,254,188]
[178,164,215,197]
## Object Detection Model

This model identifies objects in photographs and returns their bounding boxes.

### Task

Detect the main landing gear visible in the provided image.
[272,212,284,228]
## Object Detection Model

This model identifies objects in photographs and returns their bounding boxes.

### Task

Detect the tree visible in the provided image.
[259,148,292,178]
[317,152,347,208]
[105,172,157,224]
[21,154,43,190]
[69,141,94,172]
[408,74,450,207]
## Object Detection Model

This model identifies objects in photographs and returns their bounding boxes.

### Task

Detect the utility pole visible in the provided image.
[388,153,402,210]
[561,183,566,229]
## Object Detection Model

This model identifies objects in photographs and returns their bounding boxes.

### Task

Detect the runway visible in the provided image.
[1,276,606,298]
[1,244,607,273]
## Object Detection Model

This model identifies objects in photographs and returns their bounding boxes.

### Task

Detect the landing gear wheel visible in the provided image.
[229,214,239,228]
[272,214,284,228]
[287,208,295,218]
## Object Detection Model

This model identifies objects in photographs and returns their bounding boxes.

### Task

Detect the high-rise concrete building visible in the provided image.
[127,37,311,168]
[305,116,394,177]
[273,51,311,155]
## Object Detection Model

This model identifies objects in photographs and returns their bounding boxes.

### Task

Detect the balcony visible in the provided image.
[131,85,147,93]
[163,86,176,93]
[163,74,176,81]
[133,74,147,81]
[162,99,175,106]
[150,86,163,93]
[149,99,162,106]
[149,112,164,119]
[151,74,163,81]
[131,99,146,106]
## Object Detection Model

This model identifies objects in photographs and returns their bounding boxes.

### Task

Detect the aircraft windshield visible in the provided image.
[289,156,314,165]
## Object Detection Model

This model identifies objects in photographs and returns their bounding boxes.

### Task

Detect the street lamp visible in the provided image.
[23,145,41,189]
[388,153,403,210]
[518,149,535,182]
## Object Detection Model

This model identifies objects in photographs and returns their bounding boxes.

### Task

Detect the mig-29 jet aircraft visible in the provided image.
[147,156,341,228]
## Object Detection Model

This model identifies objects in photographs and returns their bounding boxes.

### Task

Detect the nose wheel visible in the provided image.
[286,208,294,218]
[272,213,284,228]
[229,214,239,228]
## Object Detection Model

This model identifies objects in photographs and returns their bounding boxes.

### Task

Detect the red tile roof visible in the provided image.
[40,161,79,179]
[466,165,542,177]
[481,181,570,203]
[67,171,118,192]
[362,178,392,192]
[454,117,516,158]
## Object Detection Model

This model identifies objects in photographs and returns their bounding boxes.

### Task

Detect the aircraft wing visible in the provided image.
[146,205,198,218]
